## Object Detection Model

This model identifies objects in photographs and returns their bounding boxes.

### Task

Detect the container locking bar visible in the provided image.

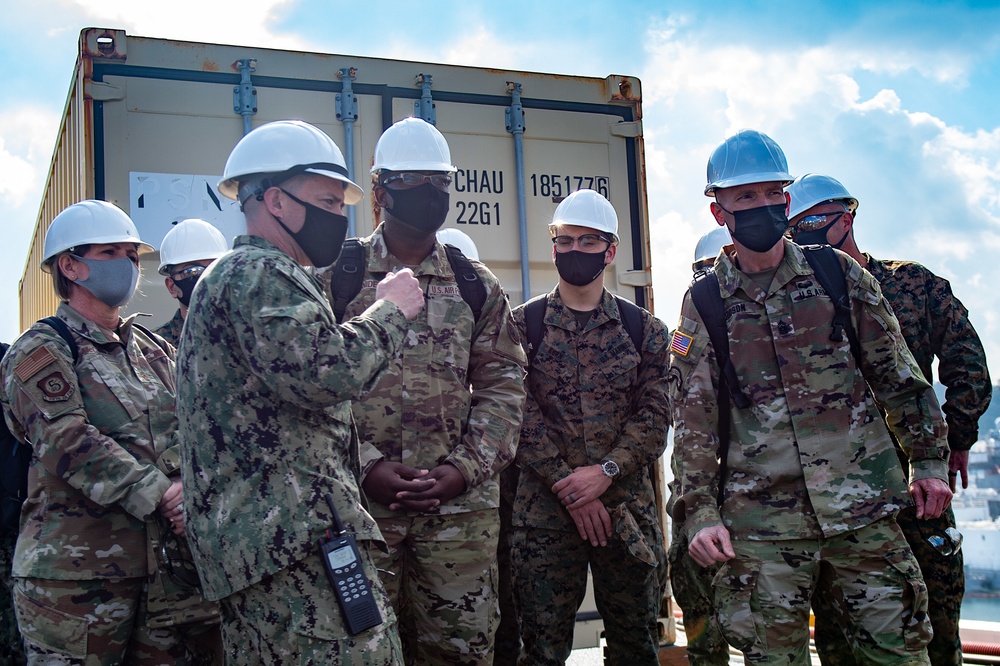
[233,59,258,135]
[505,81,531,303]
[337,67,360,236]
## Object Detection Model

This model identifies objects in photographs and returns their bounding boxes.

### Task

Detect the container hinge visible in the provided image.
[611,121,642,138]
[233,58,258,135]
[414,73,436,125]
[618,269,651,287]
[505,82,525,134]
[85,80,124,102]
[336,68,359,123]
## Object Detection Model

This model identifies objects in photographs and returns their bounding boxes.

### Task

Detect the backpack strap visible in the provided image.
[40,316,78,363]
[688,271,751,507]
[522,294,549,366]
[330,239,367,324]
[442,244,487,322]
[800,245,862,367]
[613,296,645,357]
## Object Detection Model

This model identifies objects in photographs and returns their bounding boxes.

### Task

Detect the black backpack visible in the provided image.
[522,293,645,366]
[689,245,861,506]
[330,239,487,324]
[0,342,31,535]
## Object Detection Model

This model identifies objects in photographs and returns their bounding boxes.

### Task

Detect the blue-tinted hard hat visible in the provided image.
[705,129,793,196]
[786,173,858,220]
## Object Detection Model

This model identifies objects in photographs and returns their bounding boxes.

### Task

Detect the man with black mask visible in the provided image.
[668,130,950,664]
[154,218,229,345]
[789,173,990,666]
[509,189,670,665]
[329,117,526,665]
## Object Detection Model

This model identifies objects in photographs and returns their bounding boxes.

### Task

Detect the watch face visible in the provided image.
[603,461,619,477]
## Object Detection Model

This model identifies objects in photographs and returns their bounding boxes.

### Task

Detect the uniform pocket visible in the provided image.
[13,580,88,658]
[883,548,932,651]
[712,557,765,655]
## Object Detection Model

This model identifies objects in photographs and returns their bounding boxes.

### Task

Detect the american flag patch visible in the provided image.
[15,346,57,381]
[669,331,693,357]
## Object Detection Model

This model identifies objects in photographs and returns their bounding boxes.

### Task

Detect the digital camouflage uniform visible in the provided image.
[176,234,408,665]
[331,225,526,666]
[669,239,948,666]
[511,288,669,666]
[153,308,185,347]
[0,303,219,665]
[814,256,991,666]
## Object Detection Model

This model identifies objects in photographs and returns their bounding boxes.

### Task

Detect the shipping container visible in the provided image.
[20,27,674,650]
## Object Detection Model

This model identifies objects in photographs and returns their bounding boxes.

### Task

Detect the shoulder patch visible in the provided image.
[669,330,694,357]
[36,371,74,402]
[15,346,57,382]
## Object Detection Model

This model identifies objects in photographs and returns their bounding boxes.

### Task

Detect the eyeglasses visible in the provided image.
[791,211,845,235]
[552,234,612,252]
[159,524,202,589]
[917,523,963,557]
[170,265,207,282]
[381,172,453,192]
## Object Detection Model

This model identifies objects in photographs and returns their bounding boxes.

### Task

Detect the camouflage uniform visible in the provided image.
[153,308,185,347]
[176,234,408,664]
[814,256,990,666]
[510,288,669,666]
[669,240,948,665]
[332,225,526,666]
[0,303,218,665]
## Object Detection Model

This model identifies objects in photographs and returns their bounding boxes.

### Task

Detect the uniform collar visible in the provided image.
[714,237,813,301]
[367,223,452,278]
[548,286,619,331]
[56,302,141,347]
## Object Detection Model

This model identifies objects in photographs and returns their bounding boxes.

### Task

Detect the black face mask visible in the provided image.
[793,214,848,249]
[722,203,788,253]
[173,276,199,307]
[555,250,608,286]
[384,183,450,233]
[275,189,349,267]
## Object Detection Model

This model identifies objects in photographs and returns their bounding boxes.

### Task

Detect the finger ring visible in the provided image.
[568,494,575,503]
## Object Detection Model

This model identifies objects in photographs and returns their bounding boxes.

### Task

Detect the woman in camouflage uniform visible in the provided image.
[0,201,219,665]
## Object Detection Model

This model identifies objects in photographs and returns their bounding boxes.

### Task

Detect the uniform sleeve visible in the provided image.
[849,265,950,481]
[603,313,671,479]
[510,307,575,488]
[444,278,527,488]
[237,260,409,407]
[667,295,724,539]
[1,332,172,521]
[926,273,992,451]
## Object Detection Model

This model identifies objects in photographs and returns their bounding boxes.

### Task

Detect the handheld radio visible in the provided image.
[317,494,383,635]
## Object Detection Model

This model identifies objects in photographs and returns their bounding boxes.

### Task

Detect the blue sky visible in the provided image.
[2,0,1000,380]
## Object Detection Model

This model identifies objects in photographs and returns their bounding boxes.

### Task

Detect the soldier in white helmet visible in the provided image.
[327,117,526,665]
[175,120,424,664]
[691,226,731,273]
[510,189,670,665]
[154,218,230,345]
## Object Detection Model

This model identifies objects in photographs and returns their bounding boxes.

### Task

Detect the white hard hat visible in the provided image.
[158,219,230,275]
[218,120,363,205]
[693,226,732,272]
[42,200,153,273]
[549,189,618,241]
[371,117,457,175]
[705,129,793,196]
[786,173,859,220]
[436,228,480,261]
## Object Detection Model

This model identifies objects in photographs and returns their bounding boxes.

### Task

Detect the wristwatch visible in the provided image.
[601,460,620,480]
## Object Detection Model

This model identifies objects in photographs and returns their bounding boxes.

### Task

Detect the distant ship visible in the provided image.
[952,419,1000,596]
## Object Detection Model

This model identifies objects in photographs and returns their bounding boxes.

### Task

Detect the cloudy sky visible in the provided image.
[2,0,999,379]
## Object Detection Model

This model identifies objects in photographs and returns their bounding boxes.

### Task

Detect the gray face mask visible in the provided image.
[72,255,140,307]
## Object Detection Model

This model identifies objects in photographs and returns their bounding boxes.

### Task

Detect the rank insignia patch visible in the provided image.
[669,331,693,357]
